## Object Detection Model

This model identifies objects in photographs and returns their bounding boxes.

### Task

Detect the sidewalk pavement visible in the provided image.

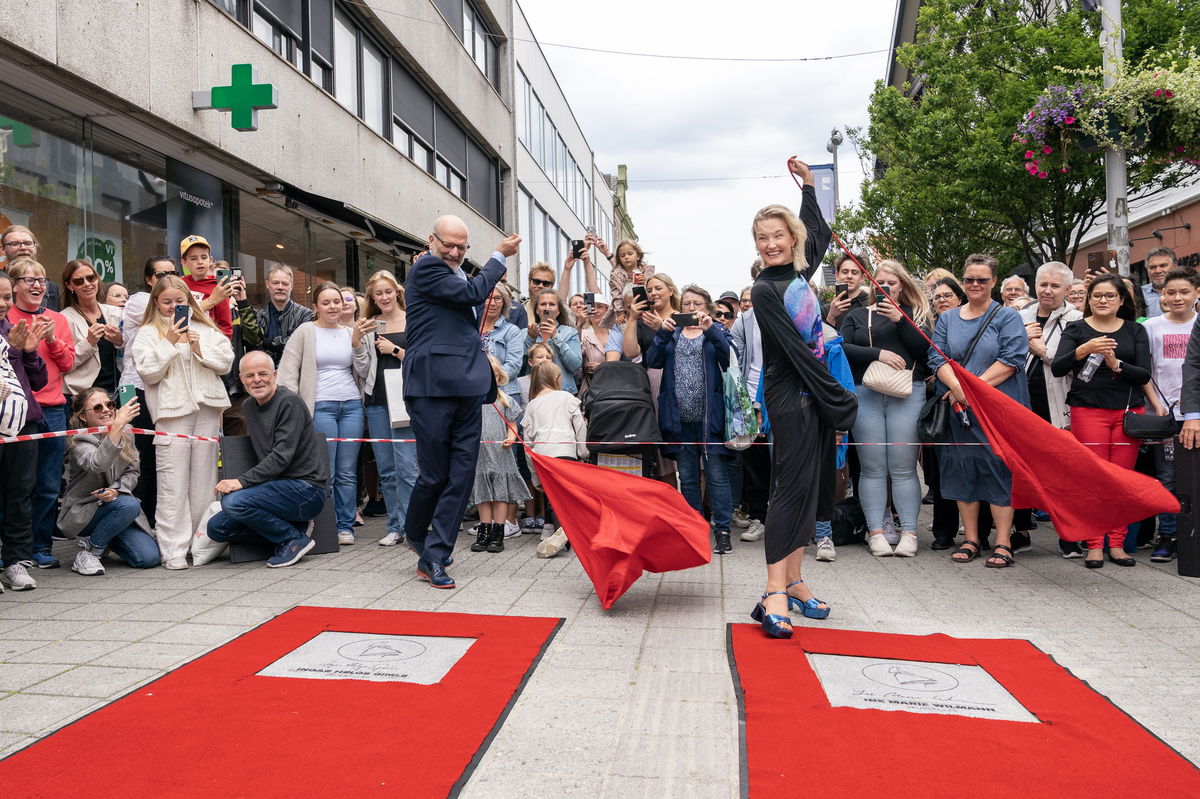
[2,517,1198,798]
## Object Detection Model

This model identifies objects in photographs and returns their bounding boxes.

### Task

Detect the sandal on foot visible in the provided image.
[785,579,830,620]
[951,540,980,563]
[985,544,1015,569]
[751,591,794,639]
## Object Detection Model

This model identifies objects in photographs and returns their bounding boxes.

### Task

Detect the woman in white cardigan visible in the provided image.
[279,281,372,544]
[132,275,232,569]
[59,259,123,396]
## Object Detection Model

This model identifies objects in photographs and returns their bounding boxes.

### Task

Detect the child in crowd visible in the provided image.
[523,360,588,558]
[518,342,554,530]
[468,357,530,554]
[1142,267,1197,563]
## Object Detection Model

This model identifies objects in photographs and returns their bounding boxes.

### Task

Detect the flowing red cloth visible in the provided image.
[527,451,712,609]
[950,362,1179,541]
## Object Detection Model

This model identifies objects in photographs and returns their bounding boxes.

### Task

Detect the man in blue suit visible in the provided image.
[402,215,520,588]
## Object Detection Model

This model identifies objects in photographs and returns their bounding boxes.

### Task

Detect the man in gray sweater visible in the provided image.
[207,351,328,567]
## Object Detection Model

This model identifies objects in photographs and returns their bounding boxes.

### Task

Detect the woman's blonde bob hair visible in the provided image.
[751,204,809,270]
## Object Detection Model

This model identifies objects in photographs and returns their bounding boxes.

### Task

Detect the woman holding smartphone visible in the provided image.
[59,388,160,575]
[523,289,582,395]
[279,281,372,545]
[361,270,418,548]
[132,275,233,569]
[60,259,123,396]
[644,284,735,554]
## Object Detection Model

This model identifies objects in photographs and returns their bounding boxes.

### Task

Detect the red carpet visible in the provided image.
[1,607,561,798]
[729,625,1200,798]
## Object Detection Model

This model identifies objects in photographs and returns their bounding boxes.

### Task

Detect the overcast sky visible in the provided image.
[518,0,896,296]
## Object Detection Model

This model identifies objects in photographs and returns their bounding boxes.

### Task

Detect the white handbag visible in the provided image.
[861,308,914,398]
[383,369,410,427]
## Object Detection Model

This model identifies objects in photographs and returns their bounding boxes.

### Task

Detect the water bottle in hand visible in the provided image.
[1077,352,1104,382]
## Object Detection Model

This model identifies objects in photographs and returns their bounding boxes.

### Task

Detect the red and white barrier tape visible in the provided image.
[0,425,1155,447]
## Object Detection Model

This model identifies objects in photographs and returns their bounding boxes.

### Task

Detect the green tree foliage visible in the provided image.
[848,0,1198,274]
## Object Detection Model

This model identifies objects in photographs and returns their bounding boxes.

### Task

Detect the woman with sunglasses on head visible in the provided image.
[58,388,160,575]
[4,257,75,569]
[1052,275,1160,568]
[132,275,233,569]
[929,254,1030,569]
[509,263,558,331]
[840,259,933,558]
[60,259,123,396]
[118,256,178,527]
[524,288,582,396]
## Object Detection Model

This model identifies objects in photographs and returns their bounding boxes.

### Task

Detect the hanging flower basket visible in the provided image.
[1076,115,1155,153]
[1014,84,1098,178]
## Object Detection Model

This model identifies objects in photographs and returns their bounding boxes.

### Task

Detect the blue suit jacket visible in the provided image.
[402,251,508,399]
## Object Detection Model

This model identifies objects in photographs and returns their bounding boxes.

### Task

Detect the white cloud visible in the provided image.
[517,0,894,292]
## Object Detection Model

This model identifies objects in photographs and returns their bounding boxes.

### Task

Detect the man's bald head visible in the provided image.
[240,350,279,404]
[429,215,470,268]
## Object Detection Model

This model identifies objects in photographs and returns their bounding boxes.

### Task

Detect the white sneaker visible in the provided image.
[536,528,569,558]
[894,533,919,558]
[378,532,403,547]
[740,519,765,542]
[1,561,37,591]
[867,533,894,557]
[338,531,355,545]
[71,549,105,576]
[504,520,521,539]
[731,509,751,529]
[815,537,837,562]
[163,557,189,570]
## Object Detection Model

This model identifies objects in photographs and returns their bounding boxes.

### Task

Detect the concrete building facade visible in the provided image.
[0,0,618,304]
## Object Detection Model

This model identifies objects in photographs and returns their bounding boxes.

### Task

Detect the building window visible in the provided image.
[361,39,385,134]
[333,10,358,114]
[251,6,301,68]
[459,1,499,86]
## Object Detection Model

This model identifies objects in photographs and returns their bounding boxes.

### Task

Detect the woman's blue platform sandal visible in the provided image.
[751,591,794,639]
[786,579,830,620]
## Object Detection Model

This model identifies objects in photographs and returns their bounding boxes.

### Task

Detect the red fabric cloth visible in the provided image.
[1069,406,1142,548]
[527,450,712,608]
[950,362,1178,542]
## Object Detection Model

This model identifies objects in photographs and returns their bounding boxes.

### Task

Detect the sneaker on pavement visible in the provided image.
[1059,539,1084,559]
[536,528,569,558]
[71,549,105,576]
[503,520,521,539]
[1,561,37,591]
[337,530,355,545]
[894,533,919,558]
[713,530,733,554]
[31,551,60,569]
[1010,531,1033,554]
[868,533,894,557]
[267,536,316,568]
[1150,538,1177,563]
[815,537,837,562]
[740,519,765,542]
[731,509,751,529]
[378,532,403,547]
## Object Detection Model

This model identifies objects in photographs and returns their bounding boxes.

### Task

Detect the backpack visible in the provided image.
[580,361,662,455]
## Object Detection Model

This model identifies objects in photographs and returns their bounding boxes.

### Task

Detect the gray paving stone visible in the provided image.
[0,693,102,734]
[142,623,245,647]
[8,639,129,665]
[26,665,160,699]
[186,605,281,626]
[49,603,150,622]
[0,663,74,692]
[89,642,210,670]
[464,768,606,799]
[65,620,175,642]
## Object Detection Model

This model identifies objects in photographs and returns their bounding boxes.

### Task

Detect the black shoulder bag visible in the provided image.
[918,303,1003,443]
[1122,379,1182,439]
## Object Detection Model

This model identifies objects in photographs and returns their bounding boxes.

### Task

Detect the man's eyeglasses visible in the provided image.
[88,400,116,413]
[2,239,35,249]
[69,273,99,287]
[153,270,176,280]
[530,278,554,288]
[432,232,470,252]
[17,277,47,286]
[962,276,992,285]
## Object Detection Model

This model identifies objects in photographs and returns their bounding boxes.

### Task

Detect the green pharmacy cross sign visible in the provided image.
[193,64,278,131]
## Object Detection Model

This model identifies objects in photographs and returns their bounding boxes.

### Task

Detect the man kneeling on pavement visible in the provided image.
[207,350,328,567]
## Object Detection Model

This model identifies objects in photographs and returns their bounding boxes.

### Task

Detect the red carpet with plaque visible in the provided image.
[0,607,561,798]
[728,625,1200,798]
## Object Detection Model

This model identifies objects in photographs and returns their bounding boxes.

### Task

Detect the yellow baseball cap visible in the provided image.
[180,235,211,257]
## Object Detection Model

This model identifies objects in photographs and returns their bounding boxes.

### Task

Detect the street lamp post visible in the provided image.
[826,127,844,212]
[1101,0,1131,277]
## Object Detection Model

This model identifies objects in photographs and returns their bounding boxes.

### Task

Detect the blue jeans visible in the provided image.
[312,400,364,532]
[728,450,744,507]
[676,420,732,532]
[33,404,67,554]
[1154,441,1177,539]
[851,384,924,532]
[207,479,326,545]
[80,495,160,568]
[365,404,419,536]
